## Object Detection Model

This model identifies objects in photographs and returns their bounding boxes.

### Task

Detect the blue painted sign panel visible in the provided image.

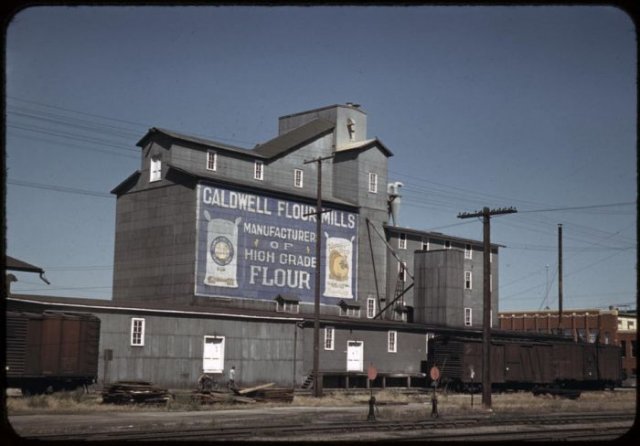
[195,184,358,303]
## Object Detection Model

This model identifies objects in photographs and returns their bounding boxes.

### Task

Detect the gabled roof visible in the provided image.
[252,118,335,159]
[335,138,393,157]
[137,120,336,162]
[137,127,259,158]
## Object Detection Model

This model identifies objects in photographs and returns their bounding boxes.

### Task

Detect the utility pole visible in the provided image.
[304,154,334,397]
[558,224,563,331]
[457,206,516,409]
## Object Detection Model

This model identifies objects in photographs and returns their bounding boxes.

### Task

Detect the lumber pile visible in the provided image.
[191,383,294,405]
[250,387,294,403]
[102,381,173,405]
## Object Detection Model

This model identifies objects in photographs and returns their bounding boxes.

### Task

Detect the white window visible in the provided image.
[203,336,225,373]
[399,233,407,249]
[150,156,161,182]
[206,151,217,171]
[629,321,635,330]
[276,300,299,313]
[464,271,472,289]
[366,297,376,319]
[465,308,472,326]
[465,244,472,259]
[340,306,361,318]
[130,318,145,346]
[444,240,451,249]
[490,251,493,263]
[398,261,407,282]
[254,161,264,180]
[324,327,335,350]
[294,169,304,188]
[368,172,378,193]
[422,239,429,251]
[490,274,493,291]
[388,331,397,353]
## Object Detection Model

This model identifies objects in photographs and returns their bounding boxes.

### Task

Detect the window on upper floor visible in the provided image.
[632,341,637,358]
[131,318,145,346]
[294,169,304,188]
[368,172,378,193]
[324,327,335,350]
[399,233,407,249]
[422,239,429,251]
[366,296,376,319]
[628,321,635,330]
[347,118,356,141]
[254,161,264,180]
[465,244,472,259]
[444,240,451,249]
[339,306,361,318]
[388,330,397,353]
[398,261,407,282]
[621,340,627,357]
[464,308,472,326]
[276,300,299,314]
[150,156,162,182]
[464,271,472,290]
[206,151,217,171]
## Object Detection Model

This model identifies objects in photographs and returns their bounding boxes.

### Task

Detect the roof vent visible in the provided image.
[346,102,360,108]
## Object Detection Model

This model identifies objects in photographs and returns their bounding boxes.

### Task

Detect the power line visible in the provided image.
[7,179,114,199]
[518,202,635,213]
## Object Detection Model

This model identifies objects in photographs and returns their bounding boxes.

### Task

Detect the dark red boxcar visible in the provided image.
[6,311,100,394]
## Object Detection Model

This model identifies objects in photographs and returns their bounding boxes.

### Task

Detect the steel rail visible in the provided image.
[23,410,635,442]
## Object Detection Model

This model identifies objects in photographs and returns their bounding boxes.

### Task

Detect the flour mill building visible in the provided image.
[8,104,501,389]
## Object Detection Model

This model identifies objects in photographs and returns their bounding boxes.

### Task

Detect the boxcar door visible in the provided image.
[346,341,364,372]
[203,336,225,374]
[583,344,597,381]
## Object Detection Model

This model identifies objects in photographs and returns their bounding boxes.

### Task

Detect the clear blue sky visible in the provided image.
[5,5,636,312]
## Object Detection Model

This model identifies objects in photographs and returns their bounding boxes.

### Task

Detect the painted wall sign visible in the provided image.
[195,184,358,303]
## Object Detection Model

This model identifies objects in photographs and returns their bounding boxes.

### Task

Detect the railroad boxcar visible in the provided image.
[6,310,101,394]
[425,332,622,392]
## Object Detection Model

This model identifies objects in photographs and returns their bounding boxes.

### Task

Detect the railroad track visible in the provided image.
[24,410,635,441]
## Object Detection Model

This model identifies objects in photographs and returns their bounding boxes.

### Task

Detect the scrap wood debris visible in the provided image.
[192,382,294,404]
[102,381,173,405]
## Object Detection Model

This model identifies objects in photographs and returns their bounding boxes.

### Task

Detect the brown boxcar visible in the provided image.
[6,311,100,394]
[426,331,622,392]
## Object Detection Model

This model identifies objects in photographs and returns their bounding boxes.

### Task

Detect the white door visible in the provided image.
[203,336,225,373]
[346,340,364,372]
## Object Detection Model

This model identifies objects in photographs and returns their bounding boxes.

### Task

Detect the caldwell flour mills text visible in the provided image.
[196,185,358,304]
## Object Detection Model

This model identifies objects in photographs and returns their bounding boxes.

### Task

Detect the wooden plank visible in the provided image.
[236,382,275,395]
